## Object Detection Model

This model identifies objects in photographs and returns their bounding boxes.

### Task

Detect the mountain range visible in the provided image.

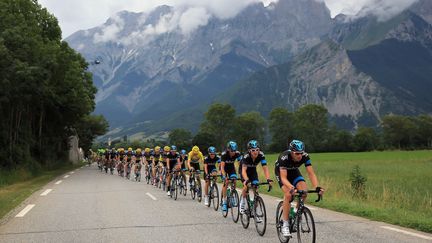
[65,0,432,140]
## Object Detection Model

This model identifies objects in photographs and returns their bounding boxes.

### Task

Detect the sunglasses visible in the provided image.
[250,148,259,152]
[293,152,303,155]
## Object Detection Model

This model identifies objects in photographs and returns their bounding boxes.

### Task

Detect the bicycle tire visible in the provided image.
[190,178,196,200]
[231,189,240,223]
[276,201,290,243]
[297,207,316,243]
[222,188,229,218]
[173,177,178,200]
[241,196,250,229]
[196,178,202,202]
[254,196,267,236]
[212,183,219,211]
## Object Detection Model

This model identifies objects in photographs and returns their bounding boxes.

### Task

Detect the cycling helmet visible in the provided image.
[192,146,200,153]
[247,140,259,149]
[163,146,170,152]
[128,147,132,152]
[208,146,216,154]
[227,141,237,152]
[171,145,177,151]
[136,148,141,154]
[154,146,161,152]
[144,148,150,153]
[180,149,186,155]
[289,139,304,152]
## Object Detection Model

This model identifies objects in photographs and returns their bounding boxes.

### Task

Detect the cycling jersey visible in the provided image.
[110,151,118,160]
[275,150,311,187]
[143,153,152,162]
[239,151,267,184]
[179,155,188,169]
[188,151,203,171]
[221,150,241,177]
[204,155,220,176]
[151,153,162,165]
[167,152,179,170]
[104,151,110,160]
[135,154,142,162]
[126,151,134,162]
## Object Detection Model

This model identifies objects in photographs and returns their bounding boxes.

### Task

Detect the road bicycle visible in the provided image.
[189,170,202,202]
[241,181,272,236]
[221,177,240,223]
[276,190,322,243]
[206,174,221,211]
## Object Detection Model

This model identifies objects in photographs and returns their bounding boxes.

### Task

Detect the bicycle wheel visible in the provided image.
[231,189,240,223]
[196,178,202,202]
[190,178,196,200]
[212,183,219,211]
[173,177,178,200]
[241,196,250,229]
[276,201,290,243]
[254,196,267,236]
[181,175,187,196]
[297,207,316,243]
[222,189,229,218]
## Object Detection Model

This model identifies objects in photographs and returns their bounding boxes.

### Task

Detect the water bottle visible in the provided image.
[289,202,296,218]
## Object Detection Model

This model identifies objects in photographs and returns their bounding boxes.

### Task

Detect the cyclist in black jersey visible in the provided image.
[220,141,242,212]
[239,140,272,214]
[274,139,325,237]
[166,145,180,196]
[204,146,220,206]
[178,149,188,190]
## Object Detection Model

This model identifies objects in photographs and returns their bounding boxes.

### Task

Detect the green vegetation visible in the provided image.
[252,151,432,233]
[0,0,107,172]
[0,163,82,220]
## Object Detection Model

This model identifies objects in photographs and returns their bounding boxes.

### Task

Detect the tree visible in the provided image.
[326,126,354,152]
[200,103,235,150]
[293,104,329,152]
[381,115,416,149]
[353,127,378,151]
[192,131,217,153]
[413,115,432,148]
[268,107,293,152]
[169,128,192,149]
[232,112,266,152]
[75,115,109,152]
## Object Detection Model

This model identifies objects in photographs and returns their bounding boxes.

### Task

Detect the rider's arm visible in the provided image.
[187,156,192,170]
[242,164,248,183]
[166,157,170,170]
[306,165,319,188]
[262,165,271,181]
[279,168,294,190]
[204,163,208,175]
[220,161,226,177]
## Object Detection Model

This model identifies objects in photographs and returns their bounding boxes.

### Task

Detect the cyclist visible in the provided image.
[117,148,125,176]
[178,149,188,192]
[103,148,110,172]
[203,146,221,206]
[239,140,272,214]
[220,141,242,212]
[143,148,152,180]
[166,145,180,196]
[160,146,171,190]
[151,146,162,185]
[134,148,142,181]
[125,147,134,179]
[275,139,325,237]
[187,145,204,186]
[110,148,117,174]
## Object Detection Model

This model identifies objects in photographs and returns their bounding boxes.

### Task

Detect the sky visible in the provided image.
[38,0,419,38]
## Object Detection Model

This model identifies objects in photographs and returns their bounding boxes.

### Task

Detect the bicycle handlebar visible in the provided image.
[297,189,322,202]
[247,181,273,192]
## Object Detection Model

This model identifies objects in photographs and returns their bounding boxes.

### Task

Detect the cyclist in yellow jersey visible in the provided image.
[187,145,204,187]
[152,146,162,185]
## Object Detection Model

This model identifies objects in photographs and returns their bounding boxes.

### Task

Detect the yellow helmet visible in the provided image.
[128,147,132,152]
[136,148,142,154]
[144,148,150,153]
[117,148,121,152]
[120,148,125,152]
[163,146,170,152]
[155,146,161,152]
[192,145,200,153]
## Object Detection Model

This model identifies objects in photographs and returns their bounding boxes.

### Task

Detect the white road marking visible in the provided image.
[146,193,157,201]
[40,189,52,196]
[63,175,69,178]
[381,226,432,240]
[55,180,62,185]
[15,204,35,218]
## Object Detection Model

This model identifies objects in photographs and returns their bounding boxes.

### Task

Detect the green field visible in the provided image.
[251,150,432,233]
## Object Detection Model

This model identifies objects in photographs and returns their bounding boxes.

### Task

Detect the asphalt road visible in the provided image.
[0,165,431,243]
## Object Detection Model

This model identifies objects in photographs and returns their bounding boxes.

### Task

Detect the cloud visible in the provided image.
[179,7,211,35]
[93,14,125,43]
[321,0,419,21]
